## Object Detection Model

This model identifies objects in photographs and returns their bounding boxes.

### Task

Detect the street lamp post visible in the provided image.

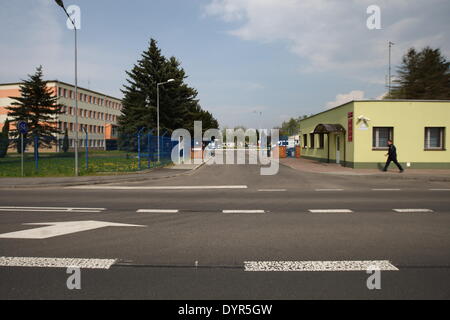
[55,0,79,176]
[156,79,174,163]
[388,41,395,96]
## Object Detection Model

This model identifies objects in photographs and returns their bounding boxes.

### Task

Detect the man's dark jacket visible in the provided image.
[388,144,397,159]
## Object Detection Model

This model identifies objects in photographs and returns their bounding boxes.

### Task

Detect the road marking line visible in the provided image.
[393,209,434,213]
[257,189,286,192]
[0,256,117,269]
[244,260,399,272]
[0,209,103,213]
[372,189,401,191]
[0,206,106,213]
[315,189,344,192]
[0,221,146,239]
[429,189,450,191]
[223,210,266,214]
[308,209,353,213]
[67,185,248,190]
[137,209,179,213]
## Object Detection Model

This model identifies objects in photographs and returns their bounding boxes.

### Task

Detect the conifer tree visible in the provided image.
[0,119,10,158]
[118,39,218,149]
[388,47,450,99]
[6,66,64,155]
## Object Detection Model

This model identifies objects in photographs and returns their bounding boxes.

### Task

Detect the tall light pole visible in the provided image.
[253,110,262,147]
[55,0,79,176]
[156,79,174,162]
[388,41,395,96]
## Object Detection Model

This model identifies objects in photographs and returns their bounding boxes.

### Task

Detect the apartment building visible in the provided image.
[0,80,122,151]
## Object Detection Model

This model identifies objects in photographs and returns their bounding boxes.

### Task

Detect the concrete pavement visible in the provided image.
[281,157,450,182]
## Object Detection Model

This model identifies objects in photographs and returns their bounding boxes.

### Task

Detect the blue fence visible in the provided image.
[0,130,180,177]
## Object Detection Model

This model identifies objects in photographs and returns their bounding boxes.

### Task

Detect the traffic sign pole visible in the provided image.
[21,133,24,177]
[18,121,28,177]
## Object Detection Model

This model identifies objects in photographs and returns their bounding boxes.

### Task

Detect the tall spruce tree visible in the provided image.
[119,39,218,149]
[6,66,64,154]
[0,119,10,158]
[388,47,450,99]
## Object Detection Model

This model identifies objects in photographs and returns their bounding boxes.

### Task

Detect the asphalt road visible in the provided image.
[1,158,450,299]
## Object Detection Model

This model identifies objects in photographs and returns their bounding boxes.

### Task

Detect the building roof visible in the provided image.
[300,99,450,122]
[0,80,122,102]
[313,124,346,134]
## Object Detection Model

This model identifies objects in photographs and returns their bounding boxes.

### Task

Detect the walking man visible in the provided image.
[383,139,404,172]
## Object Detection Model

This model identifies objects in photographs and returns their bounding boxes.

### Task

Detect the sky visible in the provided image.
[1,0,449,129]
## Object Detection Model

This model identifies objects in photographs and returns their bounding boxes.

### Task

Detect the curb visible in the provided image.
[0,161,207,190]
[280,162,450,182]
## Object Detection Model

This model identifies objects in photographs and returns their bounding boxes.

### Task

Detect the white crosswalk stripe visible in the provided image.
[0,256,117,269]
[244,260,399,271]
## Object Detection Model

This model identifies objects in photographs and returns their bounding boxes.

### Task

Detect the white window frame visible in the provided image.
[425,127,445,150]
[373,127,393,149]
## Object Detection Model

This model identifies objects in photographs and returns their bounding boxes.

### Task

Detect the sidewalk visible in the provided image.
[0,162,205,189]
[281,157,450,182]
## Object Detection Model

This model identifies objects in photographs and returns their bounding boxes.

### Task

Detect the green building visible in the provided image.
[299,100,450,169]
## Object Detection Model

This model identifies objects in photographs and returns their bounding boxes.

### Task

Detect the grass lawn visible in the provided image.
[0,150,171,177]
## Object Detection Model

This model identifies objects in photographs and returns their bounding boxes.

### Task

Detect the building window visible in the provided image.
[303,134,307,148]
[425,127,445,150]
[318,134,325,149]
[373,127,393,149]
[309,133,315,148]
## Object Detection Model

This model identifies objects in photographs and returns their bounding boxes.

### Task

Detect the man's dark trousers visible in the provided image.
[384,156,404,171]
[384,144,404,171]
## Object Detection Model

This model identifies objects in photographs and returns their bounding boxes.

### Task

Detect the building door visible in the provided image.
[335,135,340,164]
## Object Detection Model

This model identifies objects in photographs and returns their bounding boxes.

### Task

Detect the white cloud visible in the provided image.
[204,0,450,75]
[326,90,365,109]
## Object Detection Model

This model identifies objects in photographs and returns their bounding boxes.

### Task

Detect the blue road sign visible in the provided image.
[18,121,28,134]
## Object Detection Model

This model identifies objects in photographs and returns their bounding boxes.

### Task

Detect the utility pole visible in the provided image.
[156,79,174,163]
[55,0,79,176]
[388,41,394,96]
